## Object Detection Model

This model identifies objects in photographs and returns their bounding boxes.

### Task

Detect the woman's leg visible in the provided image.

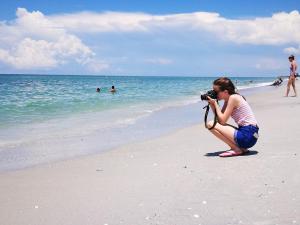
[207,121,242,153]
[291,78,297,96]
[286,78,292,96]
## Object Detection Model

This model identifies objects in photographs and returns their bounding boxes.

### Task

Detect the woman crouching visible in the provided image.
[206,77,259,157]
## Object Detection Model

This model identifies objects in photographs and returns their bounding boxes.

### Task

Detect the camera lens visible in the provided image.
[200,94,208,101]
[201,90,217,101]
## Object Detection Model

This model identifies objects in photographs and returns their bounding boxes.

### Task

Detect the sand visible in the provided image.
[0,84,299,225]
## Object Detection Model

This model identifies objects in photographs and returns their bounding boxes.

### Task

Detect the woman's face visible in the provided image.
[289,58,293,62]
[213,85,228,100]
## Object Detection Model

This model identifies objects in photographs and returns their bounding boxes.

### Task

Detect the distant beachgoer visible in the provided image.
[271,77,283,86]
[285,55,297,97]
[96,88,101,92]
[205,77,259,157]
[110,86,116,93]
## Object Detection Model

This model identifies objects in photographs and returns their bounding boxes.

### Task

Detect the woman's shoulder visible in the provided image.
[229,94,243,106]
[229,94,241,101]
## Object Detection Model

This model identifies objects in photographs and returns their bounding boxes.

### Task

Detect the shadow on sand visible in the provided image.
[204,150,258,157]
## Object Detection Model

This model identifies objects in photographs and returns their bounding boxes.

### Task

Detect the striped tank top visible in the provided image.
[231,96,257,127]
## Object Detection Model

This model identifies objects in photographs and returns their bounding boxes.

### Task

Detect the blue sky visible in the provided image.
[0,0,299,76]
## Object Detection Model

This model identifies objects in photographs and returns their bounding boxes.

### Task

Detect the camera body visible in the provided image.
[201,90,218,101]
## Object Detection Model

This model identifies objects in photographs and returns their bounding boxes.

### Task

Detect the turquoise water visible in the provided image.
[0,75,274,127]
[0,74,275,171]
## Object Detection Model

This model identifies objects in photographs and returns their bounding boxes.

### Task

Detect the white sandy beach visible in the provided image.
[0,84,300,225]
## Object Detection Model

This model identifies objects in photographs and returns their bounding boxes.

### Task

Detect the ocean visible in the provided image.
[0,74,275,171]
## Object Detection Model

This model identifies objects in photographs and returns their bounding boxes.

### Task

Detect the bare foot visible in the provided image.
[241,148,249,154]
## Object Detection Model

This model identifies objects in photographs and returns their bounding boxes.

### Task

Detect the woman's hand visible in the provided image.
[207,96,217,109]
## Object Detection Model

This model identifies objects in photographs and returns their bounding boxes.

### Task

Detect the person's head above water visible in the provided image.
[110,85,116,93]
[96,88,100,92]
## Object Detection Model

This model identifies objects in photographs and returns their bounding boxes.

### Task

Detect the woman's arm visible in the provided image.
[208,95,237,125]
[291,62,297,75]
[221,101,227,113]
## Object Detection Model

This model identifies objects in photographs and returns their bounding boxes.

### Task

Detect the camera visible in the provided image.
[200,90,218,101]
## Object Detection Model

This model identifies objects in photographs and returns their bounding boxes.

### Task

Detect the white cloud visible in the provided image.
[144,58,173,65]
[49,10,300,45]
[255,58,285,70]
[50,11,152,33]
[84,59,110,73]
[0,38,58,69]
[0,35,95,69]
[14,8,65,41]
[0,8,107,71]
[1,8,300,73]
[284,45,300,55]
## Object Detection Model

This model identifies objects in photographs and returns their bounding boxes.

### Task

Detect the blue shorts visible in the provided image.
[234,125,259,149]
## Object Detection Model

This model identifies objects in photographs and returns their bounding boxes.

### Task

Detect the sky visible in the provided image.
[0,0,299,76]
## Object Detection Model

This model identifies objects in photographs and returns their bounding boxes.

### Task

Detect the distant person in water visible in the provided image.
[96,88,101,92]
[110,86,116,93]
[285,55,297,97]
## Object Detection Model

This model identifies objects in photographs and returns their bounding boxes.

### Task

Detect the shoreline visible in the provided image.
[0,82,299,225]
[0,80,275,172]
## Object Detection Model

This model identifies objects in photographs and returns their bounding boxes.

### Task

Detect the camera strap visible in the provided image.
[203,104,239,131]
[203,103,218,130]
[225,123,238,130]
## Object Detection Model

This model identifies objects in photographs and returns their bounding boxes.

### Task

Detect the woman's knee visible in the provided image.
[206,120,215,129]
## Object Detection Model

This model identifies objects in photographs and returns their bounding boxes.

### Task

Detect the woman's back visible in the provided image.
[231,95,257,126]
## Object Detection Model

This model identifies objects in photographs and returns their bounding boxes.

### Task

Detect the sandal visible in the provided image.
[219,150,243,157]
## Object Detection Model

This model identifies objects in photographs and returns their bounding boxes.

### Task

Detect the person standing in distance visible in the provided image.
[285,55,297,97]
